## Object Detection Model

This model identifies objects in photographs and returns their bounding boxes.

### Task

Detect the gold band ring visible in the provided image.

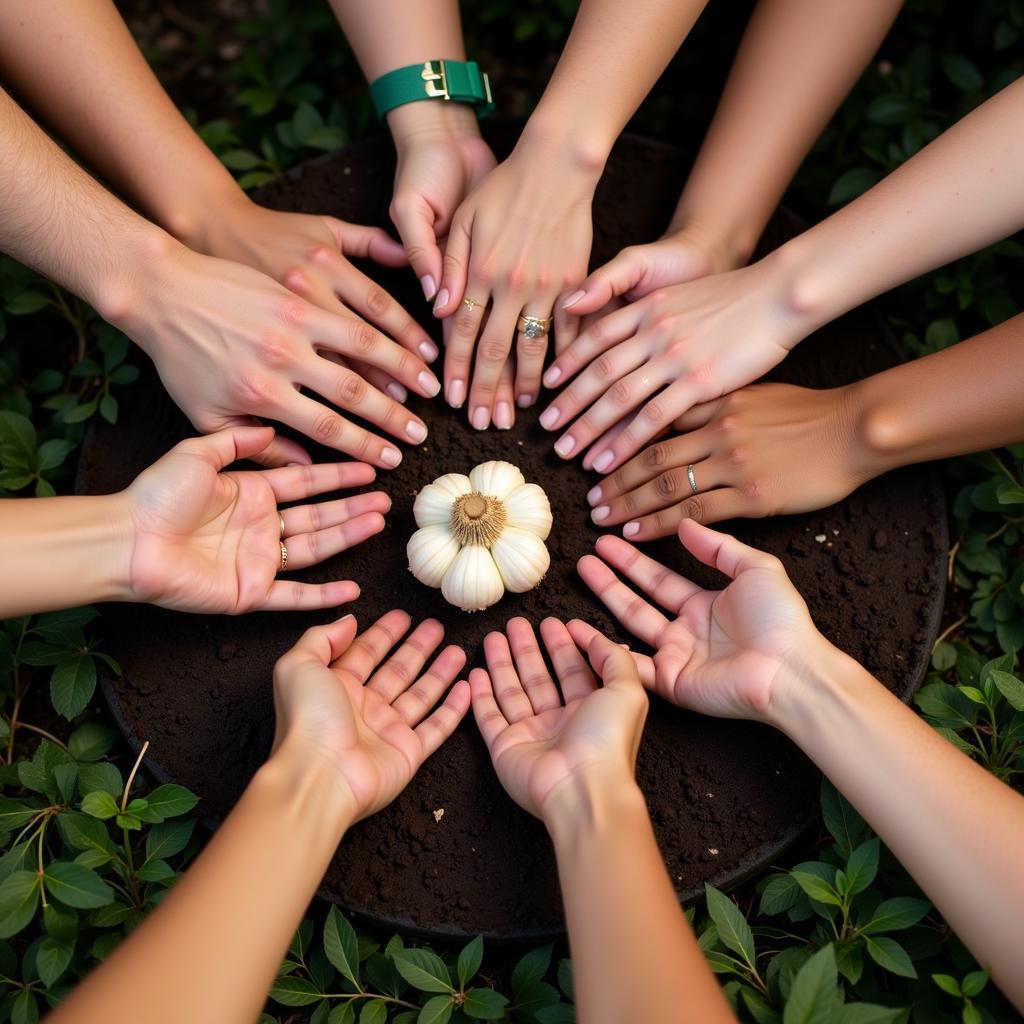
[279,514,287,539]
[462,297,484,312]
[278,541,289,572]
[517,314,553,339]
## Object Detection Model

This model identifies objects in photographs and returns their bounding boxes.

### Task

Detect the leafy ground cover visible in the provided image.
[1,1,1023,1020]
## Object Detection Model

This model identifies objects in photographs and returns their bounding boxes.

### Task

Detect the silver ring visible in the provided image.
[687,464,699,495]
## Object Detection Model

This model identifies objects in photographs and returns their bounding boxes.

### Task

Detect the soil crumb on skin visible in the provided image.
[77,128,946,940]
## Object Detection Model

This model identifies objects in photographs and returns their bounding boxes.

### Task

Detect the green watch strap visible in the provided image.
[370,60,494,120]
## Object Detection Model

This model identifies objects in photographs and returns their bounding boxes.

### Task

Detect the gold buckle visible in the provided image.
[421,60,449,101]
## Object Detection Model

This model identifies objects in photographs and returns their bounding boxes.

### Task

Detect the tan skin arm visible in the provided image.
[49,613,471,1023]
[570,521,1024,1012]
[470,619,735,1024]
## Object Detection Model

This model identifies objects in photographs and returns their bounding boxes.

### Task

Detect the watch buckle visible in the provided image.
[421,60,449,101]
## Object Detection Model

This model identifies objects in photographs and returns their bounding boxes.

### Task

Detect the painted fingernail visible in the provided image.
[543,366,562,388]
[623,521,640,538]
[539,407,559,430]
[406,420,428,444]
[419,339,439,362]
[562,289,586,309]
[554,435,576,458]
[587,485,603,505]
[516,393,534,409]
[593,450,615,474]
[420,275,437,301]
[448,379,465,408]
[592,505,610,523]
[471,406,489,431]
[418,371,441,397]
[432,288,450,314]
[386,382,408,403]
[495,402,513,430]
[381,447,402,468]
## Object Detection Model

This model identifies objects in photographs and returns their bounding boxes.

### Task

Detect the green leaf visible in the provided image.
[704,884,755,967]
[0,871,40,938]
[861,897,930,934]
[791,872,842,908]
[99,394,118,425]
[865,93,913,125]
[962,1004,982,1024]
[328,1005,356,1024]
[834,1005,902,1024]
[221,149,264,170]
[782,945,838,1024]
[44,861,114,909]
[463,987,509,1019]
[77,762,123,797]
[512,980,561,1015]
[417,995,453,1024]
[67,723,117,762]
[135,859,177,883]
[269,976,323,1006]
[512,943,552,993]
[36,936,74,987]
[535,1008,576,1024]
[742,986,782,1024]
[392,948,453,993]
[865,936,916,978]
[931,973,961,996]
[961,970,988,997]
[821,781,870,860]
[457,934,483,988]
[35,439,73,472]
[759,873,803,916]
[50,653,97,719]
[0,797,39,832]
[557,958,573,1001]
[5,290,51,315]
[827,167,880,207]
[931,640,957,671]
[292,102,325,143]
[845,839,879,895]
[141,784,198,821]
[941,54,983,91]
[305,126,348,151]
[990,670,1024,710]
[323,906,360,985]
[10,988,38,1024]
[360,1000,387,1024]
[81,790,119,820]
[145,818,196,862]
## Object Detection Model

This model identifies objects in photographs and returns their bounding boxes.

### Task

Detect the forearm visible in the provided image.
[772,645,1024,1010]
[522,0,707,167]
[50,744,354,1024]
[847,312,1024,476]
[776,76,1024,336]
[670,0,902,267]
[0,495,132,618]
[544,773,734,1024]
[0,1,241,248]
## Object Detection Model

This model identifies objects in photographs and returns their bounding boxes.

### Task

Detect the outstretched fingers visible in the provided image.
[469,667,508,750]
[539,617,596,704]
[262,460,377,503]
[260,579,360,612]
[593,534,701,611]
[576,553,669,646]
[565,619,655,688]
[677,519,781,579]
[413,679,472,762]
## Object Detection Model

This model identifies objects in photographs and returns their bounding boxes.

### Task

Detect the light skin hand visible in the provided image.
[539,253,803,473]
[125,426,386,614]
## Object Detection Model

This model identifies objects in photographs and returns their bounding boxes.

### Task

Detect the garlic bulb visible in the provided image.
[408,460,552,611]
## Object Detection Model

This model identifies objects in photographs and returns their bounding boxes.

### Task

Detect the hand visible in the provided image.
[470,617,647,820]
[433,138,598,426]
[539,253,805,473]
[125,426,387,613]
[271,611,469,822]
[586,381,873,536]
[193,196,442,374]
[570,520,824,721]
[116,238,440,468]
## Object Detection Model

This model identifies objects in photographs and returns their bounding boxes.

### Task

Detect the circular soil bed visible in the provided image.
[78,127,947,941]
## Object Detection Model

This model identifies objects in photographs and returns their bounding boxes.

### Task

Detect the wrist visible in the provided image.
[387,96,482,149]
[663,213,759,274]
[516,111,610,180]
[844,372,916,479]
[541,764,647,845]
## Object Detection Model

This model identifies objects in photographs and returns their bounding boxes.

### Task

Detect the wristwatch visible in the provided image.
[370,60,494,120]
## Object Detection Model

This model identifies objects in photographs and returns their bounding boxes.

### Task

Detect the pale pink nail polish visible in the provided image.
[386,382,407,403]
[587,485,603,505]
[623,521,640,538]
[592,505,610,523]
[433,288,450,314]
[540,407,559,430]
[543,366,562,388]
[562,289,586,309]
[554,435,576,457]
[448,379,465,408]
[418,371,441,397]
[419,339,439,362]
[471,406,489,431]
[406,420,428,443]
[593,450,614,474]
[495,402,513,430]
[516,394,534,409]
[420,275,437,301]
[381,447,402,468]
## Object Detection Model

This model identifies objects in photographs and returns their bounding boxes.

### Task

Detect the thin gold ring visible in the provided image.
[462,297,483,312]
[279,514,287,539]
[278,541,289,572]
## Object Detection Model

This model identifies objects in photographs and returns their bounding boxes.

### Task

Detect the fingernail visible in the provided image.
[337,613,355,624]
[540,407,559,430]
[433,288,450,314]
[386,382,407,403]
[562,289,585,309]
[587,485,603,505]
[592,505,610,523]
[419,339,439,362]
[406,420,428,444]
[516,393,534,409]
[471,406,489,431]
[623,521,640,538]
[495,402,513,430]
[593,450,614,473]
[420,275,437,301]
[554,435,575,457]
[381,447,402,468]
[543,366,562,388]
[418,371,441,396]
[448,379,465,408]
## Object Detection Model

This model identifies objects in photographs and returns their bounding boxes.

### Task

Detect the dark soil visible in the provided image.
[77,127,947,940]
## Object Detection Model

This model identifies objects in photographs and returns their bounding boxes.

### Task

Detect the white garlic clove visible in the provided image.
[503,483,553,540]
[469,460,525,500]
[408,525,461,587]
[491,527,551,593]
[441,544,505,611]
[412,473,472,528]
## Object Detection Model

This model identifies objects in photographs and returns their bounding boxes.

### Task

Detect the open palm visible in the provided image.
[572,520,819,721]
[125,427,387,613]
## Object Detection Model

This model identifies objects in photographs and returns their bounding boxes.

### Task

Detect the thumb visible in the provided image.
[327,218,408,268]
[175,424,276,470]
[586,632,643,693]
[562,246,650,316]
[435,213,472,316]
[389,193,444,300]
